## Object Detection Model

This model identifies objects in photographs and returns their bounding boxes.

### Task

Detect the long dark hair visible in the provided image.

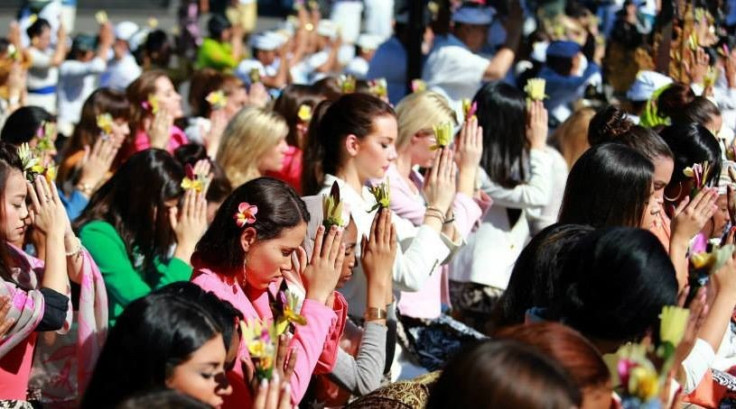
[81,290,223,409]
[75,149,184,273]
[272,84,323,148]
[660,122,722,187]
[559,143,654,228]
[427,340,581,409]
[555,227,678,345]
[301,93,395,195]
[491,223,594,331]
[64,88,130,155]
[0,106,55,145]
[473,81,528,188]
[193,177,309,273]
[0,142,25,284]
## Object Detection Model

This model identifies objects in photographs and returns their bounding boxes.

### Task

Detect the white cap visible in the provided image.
[128,28,150,53]
[452,5,495,25]
[627,70,673,101]
[356,34,381,51]
[249,31,283,51]
[114,21,139,42]
[317,19,338,38]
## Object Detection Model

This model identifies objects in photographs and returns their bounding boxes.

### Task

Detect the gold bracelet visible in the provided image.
[364,307,387,321]
[424,213,445,223]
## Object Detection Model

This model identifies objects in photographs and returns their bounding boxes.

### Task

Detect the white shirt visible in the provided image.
[450,149,554,289]
[235,58,278,84]
[422,34,490,106]
[318,174,456,317]
[27,47,59,91]
[57,57,106,131]
[100,53,142,92]
[344,56,370,79]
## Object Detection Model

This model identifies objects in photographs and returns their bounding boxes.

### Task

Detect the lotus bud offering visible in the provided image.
[432,122,454,151]
[322,181,346,230]
[524,78,547,102]
[368,181,390,212]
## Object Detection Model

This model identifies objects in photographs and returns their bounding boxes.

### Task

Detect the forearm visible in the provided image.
[669,235,690,291]
[457,166,476,198]
[697,293,735,352]
[42,231,68,293]
[483,49,515,81]
[64,233,84,284]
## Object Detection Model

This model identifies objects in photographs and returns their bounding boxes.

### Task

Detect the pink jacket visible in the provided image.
[191,268,338,406]
[385,165,490,318]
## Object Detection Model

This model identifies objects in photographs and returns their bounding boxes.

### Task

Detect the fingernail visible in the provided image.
[272,373,280,384]
[260,379,268,389]
[283,383,290,392]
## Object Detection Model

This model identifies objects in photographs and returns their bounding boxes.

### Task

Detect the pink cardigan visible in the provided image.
[191,268,338,406]
[385,165,489,318]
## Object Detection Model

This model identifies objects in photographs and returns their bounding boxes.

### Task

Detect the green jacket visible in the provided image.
[79,220,192,326]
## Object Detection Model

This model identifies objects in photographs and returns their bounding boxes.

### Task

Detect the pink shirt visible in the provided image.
[385,164,489,318]
[122,126,189,161]
[191,268,338,406]
[266,146,303,195]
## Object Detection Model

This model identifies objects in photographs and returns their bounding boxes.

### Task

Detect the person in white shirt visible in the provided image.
[626,70,673,124]
[100,21,142,92]
[422,2,522,107]
[57,24,113,136]
[344,34,381,79]
[26,18,66,114]
[236,31,288,90]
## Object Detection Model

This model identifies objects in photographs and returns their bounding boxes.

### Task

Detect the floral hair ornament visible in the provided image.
[462,99,477,122]
[323,181,347,230]
[141,94,159,114]
[96,113,114,137]
[234,202,258,228]
[683,161,712,198]
[432,122,454,151]
[35,121,56,153]
[369,78,388,99]
[240,319,277,381]
[180,164,207,193]
[339,75,356,94]
[368,181,390,213]
[205,90,228,110]
[524,78,547,105]
[274,289,307,336]
[411,79,427,93]
[297,104,313,122]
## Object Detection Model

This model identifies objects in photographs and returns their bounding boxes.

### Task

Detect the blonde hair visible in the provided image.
[216,107,288,187]
[395,91,458,150]
[551,108,595,169]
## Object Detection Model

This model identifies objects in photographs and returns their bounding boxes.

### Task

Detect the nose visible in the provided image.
[215,372,233,396]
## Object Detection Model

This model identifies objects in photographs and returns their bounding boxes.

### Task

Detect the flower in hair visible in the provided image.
[274,289,307,336]
[431,122,454,151]
[369,78,388,98]
[96,113,114,135]
[141,94,159,114]
[180,164,207,193]
[35,121,56,153]
[205,90,228,110]
[323,181,346,230]
[234,202,258,227]
[240,319,277,381]
[368,181,390,213]
[524,78,547,102]
[462,99,477,121]
[297,104,313,122]
[339,75,356,94]
[411,79,426,93]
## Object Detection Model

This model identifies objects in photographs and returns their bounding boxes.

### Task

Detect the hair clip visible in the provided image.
[206,90,228,110]
[234,202,258,228]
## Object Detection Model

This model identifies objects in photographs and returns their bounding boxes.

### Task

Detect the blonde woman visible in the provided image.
[388,91,487,320]
[216,106,289,187]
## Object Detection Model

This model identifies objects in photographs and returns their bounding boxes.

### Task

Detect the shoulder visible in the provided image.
[79,220,120,241]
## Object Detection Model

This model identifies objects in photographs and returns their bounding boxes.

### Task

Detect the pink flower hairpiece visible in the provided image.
[234,202,258,228]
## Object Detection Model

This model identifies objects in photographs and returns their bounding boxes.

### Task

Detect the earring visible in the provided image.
[664,182,683,202]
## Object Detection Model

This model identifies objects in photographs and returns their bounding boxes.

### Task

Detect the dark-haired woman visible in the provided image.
[195,14,243,72]
[449,82,554,332]
[426,340,581,409]
[81,286,234,408]
[25,18,66,114]
[76,149,208,326]
[191,177,346,406]
[0,142,106,404]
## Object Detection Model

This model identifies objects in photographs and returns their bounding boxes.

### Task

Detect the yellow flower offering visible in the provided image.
[659,306,689,346]
[628,365,660,401]
[205,90,228,110]
[275,290,307,336]
[240,319,277,381]
[368,181,390,212]
[525,78,547,101]
[96,113,114,135]
[340,75,356,94]
[432,122,454,151]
